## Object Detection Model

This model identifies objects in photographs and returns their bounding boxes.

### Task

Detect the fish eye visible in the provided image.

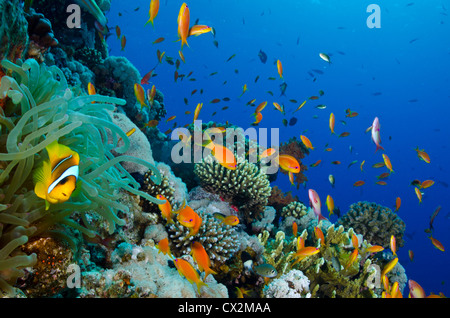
[59,177,69,185]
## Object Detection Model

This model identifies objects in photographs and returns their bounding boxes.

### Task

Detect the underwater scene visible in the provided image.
[0,0,449,300]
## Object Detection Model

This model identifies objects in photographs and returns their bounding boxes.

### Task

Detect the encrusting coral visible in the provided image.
[0,58,164,296]
[337,201,406,249]
[194,155,271,225]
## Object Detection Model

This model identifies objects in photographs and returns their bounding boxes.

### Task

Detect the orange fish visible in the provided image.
[213,213,239,226]
[382,154,394,173]
[145,0,160,27]
[278,154,300,173]
[260,148,277,159]
[202,137,237,170]
[177,3,190,50]
[375,181,387,186]
[147,85,156,106]
[408,250,414,262]
[345,249,359,270]
[152,37,165,44]
[293,100,307,113]
[415,147,430,163]
[390,235,397,256]
[329,113,335,134]
[394,197,401,212]
[166,115,176,123]
[173,258,207,293]
[193,102,203,122]
[254,101,268,114]
[351,233,359,250]
[420,180,434,189]
[300,135,314,150]
[179,50,186,63]
[156,237,172,257]
[314,226,325,245]
[381,257,398,283]
[121,35,126,50]
[177,206,202,237]
[252,112,263,125]
[429,236,445,252]
[276,59,283,79]
[156,194,174,223]
[189,25,212,37]
[191,241,217,278]
[338,132,350,138]
[292,221,298,237]
[141,70,154,85]
[326,195,334,216]
[310,159,322,168]
[134,83,147,110]
[87,82,96,95]
[331,161,341,165]
[288,171,295,186]
[292,246,320,265]
[360,160,365,172]
[414,187,423,204]
[115,25,121,39]
[372,162,385,168]
[408,279,426,298]
[365,245,384,253]
[353,180,365,187]
[273,102,284,114]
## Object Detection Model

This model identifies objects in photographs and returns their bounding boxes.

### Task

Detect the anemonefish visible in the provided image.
[33,140,80,210]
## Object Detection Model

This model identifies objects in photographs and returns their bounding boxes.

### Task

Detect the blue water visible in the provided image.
[105,0,450,296]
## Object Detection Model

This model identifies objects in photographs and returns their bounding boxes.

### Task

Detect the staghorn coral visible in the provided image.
[0,58,163,296]
[278,137,309,189]
[258,224,385,298]
[337,201,406,249]
[167,211,240,266]
[194,155,271,225]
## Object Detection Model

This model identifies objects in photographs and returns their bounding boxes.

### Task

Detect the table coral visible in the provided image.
[194,155,271,225]
[337,201,406,249]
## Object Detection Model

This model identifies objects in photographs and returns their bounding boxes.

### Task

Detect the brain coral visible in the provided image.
[194,155,271,224]
[337,201,406,249]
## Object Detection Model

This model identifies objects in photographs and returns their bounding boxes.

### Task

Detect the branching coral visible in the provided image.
[267,186,299,214]
[0,58,163,296]
[194,155,271,225]
[167,211,240,266]
[258,224,385,298]
[337,201,406,249]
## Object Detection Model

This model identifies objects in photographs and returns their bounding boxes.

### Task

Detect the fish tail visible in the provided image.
[204,267,218,279]
[318,214,328,222]
[375,144,384,152]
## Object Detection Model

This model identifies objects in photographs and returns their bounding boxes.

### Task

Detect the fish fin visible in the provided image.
[318,214,328,222]
[204,267,218,278]
[375,144,384,152]
[172,199,187,214]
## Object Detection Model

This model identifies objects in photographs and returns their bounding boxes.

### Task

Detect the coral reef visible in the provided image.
[0,58,163,296]
[263,269,311,298]
[194,155,271,225]
[267,186,299,214]
[337,201,406,249]
[78,244,228,298]
[167,211,240,265]
[281,201,308,219]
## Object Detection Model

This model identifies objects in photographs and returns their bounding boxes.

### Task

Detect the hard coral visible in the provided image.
[25,9,58,63]
[194,155,271,225]
[337,201,406,249]
[267,186,299,214]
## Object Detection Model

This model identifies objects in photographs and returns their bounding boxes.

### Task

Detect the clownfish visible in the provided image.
[33,140,80,210]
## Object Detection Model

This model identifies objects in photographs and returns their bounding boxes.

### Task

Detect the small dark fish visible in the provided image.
[409,38,419,44]
[406,2,414,6]
[337,51,346,55]
[213,40,219,48]
[282,119,288,127]
[254,75,260,83]
[222,97,231,101]
[429,206,442,232]
[311,69,324,75]
[289,117,298,126]
[226,54,236,62]
[258,49,267,64]
[183,98,188,105]
[289,99,298,103]
[372,92,382,96]
[280,82,287,96]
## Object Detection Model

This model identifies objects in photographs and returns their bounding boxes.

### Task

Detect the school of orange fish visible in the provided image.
[109,0,445,298]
